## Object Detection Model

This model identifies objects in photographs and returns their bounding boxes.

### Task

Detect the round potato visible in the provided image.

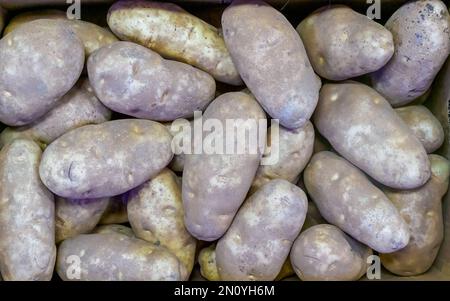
[128,168,197,280]
[183,92,266,241]
[304,151,410,253]
[216,179,307,281]
[99,194,129,225]
[88,41,215,121]
[314,83,430,189]
[381,155,449,276]
[222,0,321,129]
[2,9,66,36]
[395,105,445,153]
[0,19,84,126]
[291,224,373,281]
[57,232,184,281]
[107,0,241,85]
[371,0,450,106]
[39,119,173,199]
[198,244,220,281]
[56,197,109,243]
[0,139,55,280]
[250,121,314,193]
[0,78,111,148]
[297,5,394,80]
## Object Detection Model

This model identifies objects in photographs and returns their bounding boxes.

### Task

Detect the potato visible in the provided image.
[395,105,444,153]
[250,121,314,193]
[297,5,394,80]
[183,92,266,241]
[99,194,129,225]
[222,0,321,129]
[2,9,66,36]
[291,224,372,281]
[314,83,430,189]
[215,179,307,281]
[0,139,55,280]
[128,169,197,280]
[57,232,184,281]
[0,78,111,148]
[88,41,215,121]
[55,197,109,243]
[198,244,220,281]
[0,19,84,126]
[93,224,135,237]
[39,119,173,199]
[304,151,410,253]
[371,0,450,106]
[107,0,241,85]
[381,155,450,276]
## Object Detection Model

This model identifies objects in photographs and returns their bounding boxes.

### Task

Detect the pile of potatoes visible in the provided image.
[0,0,449,281]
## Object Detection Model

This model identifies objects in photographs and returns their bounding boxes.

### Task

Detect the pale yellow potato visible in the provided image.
[198,244,220,281]
[107,0,241,85]
[250,121,314,194]
[128,169,197,280]
[297,5,394,80]
[371,0,450,106]
[3,9,66,36]
[381,155,449,276]
[395,105,444,153]
[291,224,373,281]
[304,151,410,253]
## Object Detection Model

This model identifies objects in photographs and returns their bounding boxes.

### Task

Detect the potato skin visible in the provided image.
[57,232,184,281]
[304,151,410,253]
[56,197,109,243]
[88,41,215,121]
[250,121,314,193]
[128,169,197,280]
[215,179,307,281]
[0,78,111,148]
[93,224,135,237]
[395,105,444,153]
[198,244,221,281]
[99,194,129,225]
[381,155,449,276]
[291,224,372,281]
[314,83,430,189]
[222,0,321,129]
[0,139,55,280]
[0,19,85,126]
[182,92,266,241]
[39,119,173,199]
[3,9,66,36]
[297,5,394,80]
[107,0,241,85]
[371,0,450,106]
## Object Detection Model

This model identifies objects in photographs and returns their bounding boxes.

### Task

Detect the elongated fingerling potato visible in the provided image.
[314,83,430,189]
[88,41,215,121]
[250,121,314,193]
[222,0,321,129]
[297,5,394,80]
[395,105,444,153]
[39,119,173,199]
[56,197,109,243]
[107,0,241,85]
[0,19,84,126]
[0,78,111,148]
[291,224,372,281]
[216,179,307,281]
[183,92,266,241]
[57,232,184,281]
[128,169,197,280]
[381,155,450,276]
[0,139,55,280]
[371,0,450,106]
[304,151,410,253]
